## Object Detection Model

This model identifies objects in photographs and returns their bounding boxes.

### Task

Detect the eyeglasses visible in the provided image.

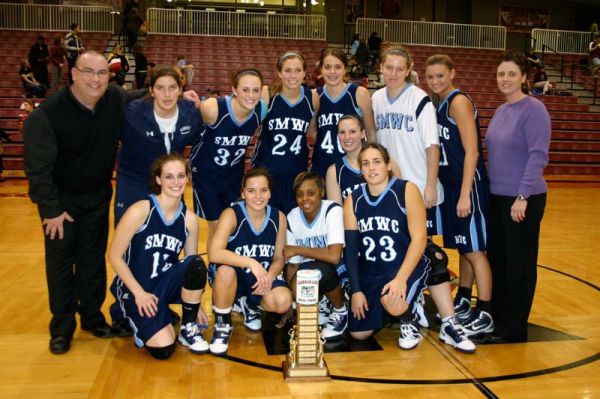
[75,67,110,79]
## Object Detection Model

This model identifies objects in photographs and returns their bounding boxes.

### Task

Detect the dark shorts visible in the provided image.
[426,204,443,236]
[348,261,430,333]
[114,174,149,226]
[440,179,489,254]
[192,170,242,221]
[111,256,197,347]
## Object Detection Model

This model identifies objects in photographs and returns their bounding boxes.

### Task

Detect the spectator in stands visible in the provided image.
[0,128,11,183]
[350,34,360,56]
[355,40,370,77]
[49,35,67,94]
[485,50,550,343]
[28,35,50,88]
[125,7,144,52]
[107,44,130,87]
[532,64,552,94]
[176,55,194,89]
[123,0,140,17]
[65,23,84,84]
[19,59,47,98]
[132,43,148,89]
[526,47,541,71]
[589,37,600,76]
[23,51,148,355]
[19,99,35,130]
[367,32,383,62]
[145,62,156,88]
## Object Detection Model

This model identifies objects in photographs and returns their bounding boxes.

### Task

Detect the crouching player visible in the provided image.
[109,153,208,359]
[207,168,292,355]
[343,144,434,349]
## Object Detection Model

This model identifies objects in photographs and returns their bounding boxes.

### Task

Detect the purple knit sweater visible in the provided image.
[485,95,551,197]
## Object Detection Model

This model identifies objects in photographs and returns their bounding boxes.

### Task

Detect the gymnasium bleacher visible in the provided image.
[0,28,599,179]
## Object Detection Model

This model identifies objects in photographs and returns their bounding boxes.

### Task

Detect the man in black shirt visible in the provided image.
[24,51,146,354]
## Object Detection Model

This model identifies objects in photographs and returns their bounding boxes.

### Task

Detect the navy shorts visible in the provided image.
[348,261,430,333]
[440,179,489,254]
[114,174,149,226]
[270,174,299,215]
[426,204,443,236]
[192,170,242,221]
[111,256,197,347]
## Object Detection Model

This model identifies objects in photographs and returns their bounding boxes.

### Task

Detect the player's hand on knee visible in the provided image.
[456,195,472,218]
[135,291,159,318]
[42,212,74,240]
[382,277,407,305]
[351,292,369,320]
[249,260,269,290]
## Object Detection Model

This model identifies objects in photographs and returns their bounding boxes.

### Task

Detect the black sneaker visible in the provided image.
[112,318,133,337]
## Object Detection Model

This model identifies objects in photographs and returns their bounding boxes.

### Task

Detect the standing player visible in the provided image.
[189,68,266,244]
[372,46,472,349]
[311,48,376,178]
[424,54,494,337]
[207,168,292,355]
[114,66,203,225]
[252,51,318,214]
[344,143,474,352]
[109,153,208,359]
[284,172,348,341]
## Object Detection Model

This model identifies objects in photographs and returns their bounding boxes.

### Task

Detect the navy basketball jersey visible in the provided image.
[227,202,280,273]
[119,195,188,291]
[437,89,487,184]
[312,83,362,177]
[351,178,426,276]
[334,156,364,201]
[252,85,314,175]
[190,96,262,178]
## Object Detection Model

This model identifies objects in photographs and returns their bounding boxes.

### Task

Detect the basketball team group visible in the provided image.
[23,44,551,359]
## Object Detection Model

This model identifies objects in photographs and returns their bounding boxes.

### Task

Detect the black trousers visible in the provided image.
[488,193,546,342]
[42,185,112,337]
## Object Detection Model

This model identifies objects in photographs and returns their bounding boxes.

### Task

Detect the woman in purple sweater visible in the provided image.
[485,50,551,343]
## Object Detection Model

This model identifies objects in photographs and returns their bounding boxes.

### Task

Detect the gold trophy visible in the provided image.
[283,269,331,381]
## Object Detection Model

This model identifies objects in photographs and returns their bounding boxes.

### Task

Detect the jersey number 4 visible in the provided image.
[320,130,344,154]
[272,133,303,156]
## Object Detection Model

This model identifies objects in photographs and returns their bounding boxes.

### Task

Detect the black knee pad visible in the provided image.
[146,343,175,360]
[308,260,340,294]
[182,256,207,291]
[424,241,450,286]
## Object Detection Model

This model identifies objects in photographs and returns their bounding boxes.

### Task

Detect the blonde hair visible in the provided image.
[381,46,416,84]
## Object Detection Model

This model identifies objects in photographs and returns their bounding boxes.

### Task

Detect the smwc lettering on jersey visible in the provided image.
[376,112,414,132]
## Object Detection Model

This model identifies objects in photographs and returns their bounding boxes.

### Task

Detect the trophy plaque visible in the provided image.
[283,269,331,381]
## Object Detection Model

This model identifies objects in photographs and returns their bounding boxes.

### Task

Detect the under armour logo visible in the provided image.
[146,131,154,137]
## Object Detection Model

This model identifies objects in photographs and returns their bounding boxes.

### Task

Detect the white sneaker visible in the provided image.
[439,317,476,354]
[322,308,348,341]
[209,319,233,356]
[415,293,429,328]
[318,297,331,326]
[461,309,494,337]
[240,296,262,331]
[178,322,209,354]
[232,296,243,314]
[398,321,422,350]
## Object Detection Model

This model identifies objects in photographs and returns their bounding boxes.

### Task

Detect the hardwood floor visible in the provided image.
[0,180,598,398]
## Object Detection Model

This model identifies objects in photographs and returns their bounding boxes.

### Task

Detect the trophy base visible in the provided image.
[282,360,331,382]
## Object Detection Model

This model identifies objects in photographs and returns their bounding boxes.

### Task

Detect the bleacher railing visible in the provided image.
[532,29,591,55]
[356,18,505,50]
[147,8,326,40]
[0,3,114,32]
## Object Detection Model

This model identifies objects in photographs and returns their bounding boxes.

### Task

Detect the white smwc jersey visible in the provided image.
[286,200,345,265]
[372,84,444,205]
